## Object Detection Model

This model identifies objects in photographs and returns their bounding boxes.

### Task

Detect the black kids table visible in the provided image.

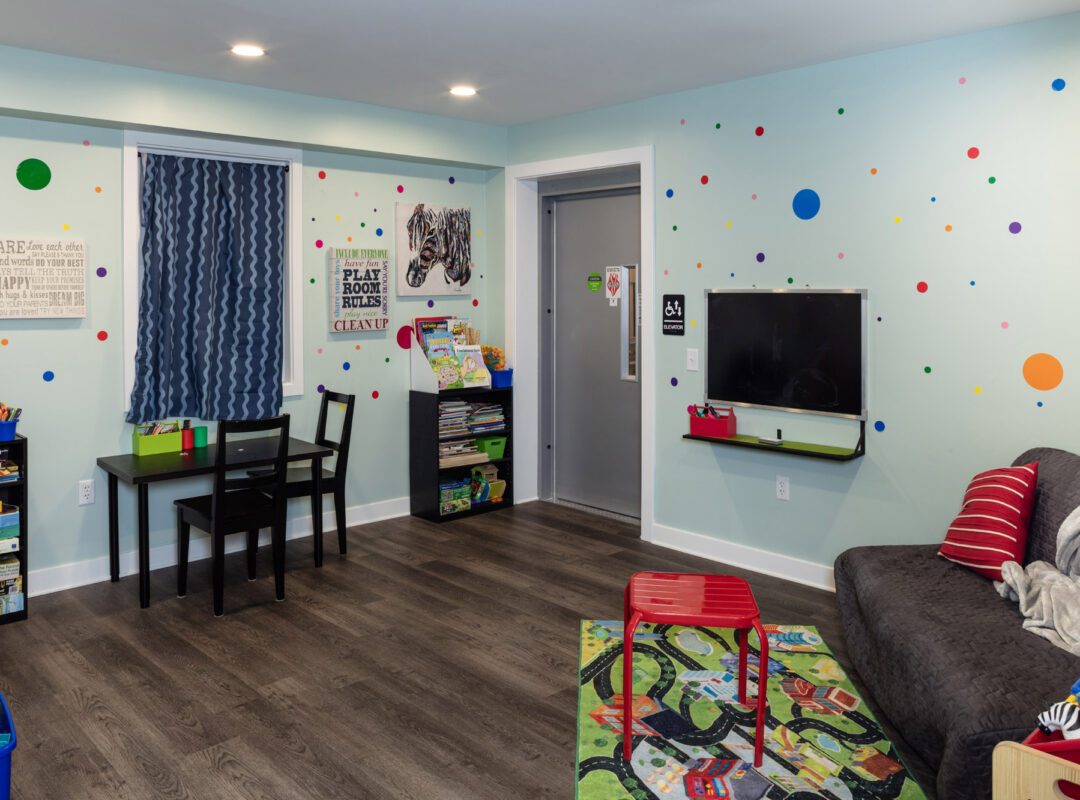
[97,437,334,608]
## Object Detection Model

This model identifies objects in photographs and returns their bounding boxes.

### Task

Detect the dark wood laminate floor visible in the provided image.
[0,501,932,799]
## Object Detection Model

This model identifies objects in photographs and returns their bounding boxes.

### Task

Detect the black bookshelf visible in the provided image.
[409,387,514,523]
[0,434,27,624]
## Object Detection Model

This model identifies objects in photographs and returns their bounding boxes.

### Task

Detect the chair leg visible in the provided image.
[334,487,347,555]
[212,528,225,617]
[310,485,323,568]
[753,619,769,768]
[272,522,285,601]
[176,511,189,597]
[622,610,642,760]
[246,529,259,580]
[738,627,749,706]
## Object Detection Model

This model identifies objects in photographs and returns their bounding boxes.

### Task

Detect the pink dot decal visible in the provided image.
[958,77,967,85]
[82,140,90,146]
[317,348,323,354]
[397,325,414,349]
[700,175,709,185]
[755,126,764,136]
[354,191,359,197]
[1001,322,1009,329]
[396,185,404,193]
[967,147,980,159]
[315,240,323,248]
[686,404,695,415]
[97,331,108,341]
[917,281,928,293]
[751,193,757,200]
[837,252,845,259]
[1009,221,1022,234]
[680,119,686,125]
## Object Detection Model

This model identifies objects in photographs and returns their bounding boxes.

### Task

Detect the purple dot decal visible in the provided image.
[43,370,54,382]
[427,299,434,308]
[375,228,383,236]
[670,377,678,387]
[343,361,351,371]
[874,420,885,432]
[448,176,455,184]
[317,384,325,393]
[1009,221,1022,234]
[877,316,882,322]
[755,252,765,263]
[96,267,107,277]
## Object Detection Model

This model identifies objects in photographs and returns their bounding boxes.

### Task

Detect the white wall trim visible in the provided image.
[28,496,408,598]
[504,146,656,541]
[651,523,836,592]
[121,130,305,413]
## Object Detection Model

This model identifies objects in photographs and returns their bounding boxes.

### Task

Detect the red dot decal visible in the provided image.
[917,281,928,293]
[755,126,764,136]
[967,147,979,159]
[700,175,709,185]
[472,299,479,307]
[315,239,323,248]
[318,170,327,179]
[396,324,414,349]
[96,330,108,341]
[371,390,379,399]
[396,185,404,193]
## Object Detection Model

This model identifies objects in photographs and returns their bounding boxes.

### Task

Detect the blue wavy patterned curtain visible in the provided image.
[127,153,286,423]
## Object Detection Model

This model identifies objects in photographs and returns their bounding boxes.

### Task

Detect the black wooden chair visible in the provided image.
[251,390,354,565]
[175,414,290,617]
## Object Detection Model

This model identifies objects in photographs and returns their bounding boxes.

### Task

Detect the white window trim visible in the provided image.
[121,130,304,412]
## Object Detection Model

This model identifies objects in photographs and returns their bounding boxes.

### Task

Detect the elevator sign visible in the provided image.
[662,294,685,335]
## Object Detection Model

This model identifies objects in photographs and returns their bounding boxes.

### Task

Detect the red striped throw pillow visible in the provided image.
[938,461,1039,580]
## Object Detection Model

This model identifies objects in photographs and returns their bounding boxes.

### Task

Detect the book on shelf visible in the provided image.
[0,592,23,614]
[0,575,21,594]
[438,452,490,468]
[0,539,18,554]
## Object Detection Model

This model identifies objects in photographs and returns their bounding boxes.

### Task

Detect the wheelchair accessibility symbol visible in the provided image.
[662,294,685,336]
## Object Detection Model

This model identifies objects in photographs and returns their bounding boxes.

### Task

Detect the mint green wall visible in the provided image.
[508,14,1080,566]
[0,115,496,578]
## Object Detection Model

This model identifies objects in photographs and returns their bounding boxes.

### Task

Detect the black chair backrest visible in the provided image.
[211,415,290,524]
[315,391,355,479]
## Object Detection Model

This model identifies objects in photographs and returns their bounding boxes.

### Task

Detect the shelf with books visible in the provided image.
[0,435,27,624]
[409,387,514,523]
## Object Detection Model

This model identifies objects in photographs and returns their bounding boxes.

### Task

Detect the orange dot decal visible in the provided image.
[870,168,878,175]
[0,339,7,346]
[1023,353,1063,391]
[945,224,953,232]
[94,186,102,193]
[696,262,702,269]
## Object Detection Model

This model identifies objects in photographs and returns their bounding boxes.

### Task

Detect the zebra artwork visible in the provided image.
[395,202,472,295]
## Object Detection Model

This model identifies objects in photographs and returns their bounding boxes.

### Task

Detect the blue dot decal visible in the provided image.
[343,361,351,371]
[1052,78,1066,92]
[874,420,885,432]
[1038,401,1044,407]
[665,189,674,198]
[930,197,936,203]
[375,228,383,236]
[43,370,54,382]
[792,189,821,220]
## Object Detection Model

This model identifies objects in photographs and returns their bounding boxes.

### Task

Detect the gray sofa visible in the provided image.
[835,447,1080,800]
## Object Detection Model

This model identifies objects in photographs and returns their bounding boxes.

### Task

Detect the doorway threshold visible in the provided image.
[550,497,640,525]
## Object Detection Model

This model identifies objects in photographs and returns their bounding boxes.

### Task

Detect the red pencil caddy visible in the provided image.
[1021,728,1080,798]
[688,405,736,439]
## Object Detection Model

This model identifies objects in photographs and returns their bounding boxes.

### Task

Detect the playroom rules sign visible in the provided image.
[329,247,390,332]
[0,237,86,318]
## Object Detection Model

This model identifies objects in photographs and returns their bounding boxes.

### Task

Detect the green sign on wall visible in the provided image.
[587,272,602,292]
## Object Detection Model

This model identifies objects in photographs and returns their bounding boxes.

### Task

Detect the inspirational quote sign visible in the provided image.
[0,237,86,318]
[329,247,390,332]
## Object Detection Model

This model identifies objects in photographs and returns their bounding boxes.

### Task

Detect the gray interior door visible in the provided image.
[550,190,641,517]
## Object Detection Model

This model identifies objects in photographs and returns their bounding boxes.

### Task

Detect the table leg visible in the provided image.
[138,483,150,608]
[311,458,323,568]
[108,474,119,582]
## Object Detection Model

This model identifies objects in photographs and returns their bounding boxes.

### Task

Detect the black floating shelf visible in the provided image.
[683,421,865,462]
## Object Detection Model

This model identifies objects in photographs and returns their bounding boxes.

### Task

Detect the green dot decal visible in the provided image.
[715,123,721,129]
[988,176,996,184]
[672,225,678,231]
[787,277,794,284]
[361,222,366,227]
[16,158,51,191]
[924,366,932,373]
[837,107,845,115]
[309,278,315,284]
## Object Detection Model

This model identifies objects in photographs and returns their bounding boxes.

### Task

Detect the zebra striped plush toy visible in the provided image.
[1038,700,1080,739]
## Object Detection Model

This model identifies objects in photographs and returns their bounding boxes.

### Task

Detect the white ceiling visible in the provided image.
[3,0,1079,127]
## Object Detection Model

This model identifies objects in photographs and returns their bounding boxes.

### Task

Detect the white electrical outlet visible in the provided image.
[776,475,790,501]
[78,479,95,506]
[686,348,699,371]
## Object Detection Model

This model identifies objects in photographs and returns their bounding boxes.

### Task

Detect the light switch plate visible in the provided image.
[686,348,699,371]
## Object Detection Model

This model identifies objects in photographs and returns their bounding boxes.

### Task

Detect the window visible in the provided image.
[122,131,303,413]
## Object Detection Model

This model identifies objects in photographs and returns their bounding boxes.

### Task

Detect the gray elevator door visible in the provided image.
[551,191,641,517]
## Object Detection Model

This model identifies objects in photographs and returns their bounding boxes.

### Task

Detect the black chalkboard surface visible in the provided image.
[705,290,865,419]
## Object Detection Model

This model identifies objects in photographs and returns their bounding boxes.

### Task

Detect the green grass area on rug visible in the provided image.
[577,621,927,800]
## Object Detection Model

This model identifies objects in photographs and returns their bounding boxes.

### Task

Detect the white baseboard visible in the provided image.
[651,523,835,592]
[28,496,410,598]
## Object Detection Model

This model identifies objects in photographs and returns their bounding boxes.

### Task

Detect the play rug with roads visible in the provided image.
[577,621,926,800]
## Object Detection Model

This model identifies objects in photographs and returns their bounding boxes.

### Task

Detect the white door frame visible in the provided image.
[504,146,656,540]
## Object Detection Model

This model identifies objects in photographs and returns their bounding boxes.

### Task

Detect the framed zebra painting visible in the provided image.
[394,202,472,296]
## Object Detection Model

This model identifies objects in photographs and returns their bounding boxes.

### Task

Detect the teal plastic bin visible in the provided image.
[0,690,15,799]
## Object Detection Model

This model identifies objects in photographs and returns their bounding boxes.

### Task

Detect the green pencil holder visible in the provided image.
[192,426,208,448]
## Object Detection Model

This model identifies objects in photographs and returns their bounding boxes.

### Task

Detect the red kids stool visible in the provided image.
[622,572,769,766]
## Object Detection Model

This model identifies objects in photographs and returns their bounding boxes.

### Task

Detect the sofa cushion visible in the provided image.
[835,543,1080,800]
[1014,448,1080,567]
[938,461,1038,580]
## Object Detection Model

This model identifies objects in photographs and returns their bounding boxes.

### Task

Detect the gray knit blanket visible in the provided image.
[997,505,1080,655]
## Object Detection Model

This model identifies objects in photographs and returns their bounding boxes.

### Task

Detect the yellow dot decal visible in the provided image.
[477,231,482,237]
[726,221,732,228]
[894,217,901,224]
[691,320,696,326]
[335,215,340,221]
[1023,353,1063,391]
[974,386,983,394]
[62,224,70,230]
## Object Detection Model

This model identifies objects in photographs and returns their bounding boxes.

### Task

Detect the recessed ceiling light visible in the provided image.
[450,86,477,97]
[231,44,265,57]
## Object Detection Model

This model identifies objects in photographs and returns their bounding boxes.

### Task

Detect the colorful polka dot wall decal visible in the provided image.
[396,185,404,193]
[43,371,54,382]
[673,225,678,231]
[0,339,7,346]
[385,357,390,363]
[317,348,323,354]
[96,267,107,277]
[361,222,365,227]
[924,366,931,373]
[1001,321,1009,329]
[397,324,413,349]
[427,299,434,308]
[837,107,844,115]
[974,386,983,394]
[931,197,936,202]
[97,331,108,341]
[874,420,885,432]
[335,215,340,221]
[988,176,996,184]
[375,228,383,236]
[967,147,980,159]
[894,217,901,224]
[62,224,70,231]
[354,192,359,197]
[700,175,709,185]
[670,377,678,387]
[730,272,734,277]
[472,299,479,307]
[318,170,326,179]
[1038,401,1044,407]
[917,281,928,293]
[664,270,669,276]
[756,252,765,263]
[354,344,361,350]
[691,320,696,327]
[715,123,721,129]
[347,237,352,242]
[970,280,975,286]
[837,252,844,259]
[309,277,316,284]
[317,384,325,393]
[791,189,820,220]
[94,186,102,194]
[870,168,878,175]
[680,119,686,125]
[786,277,794,284]
[877,316,882,322]
[751,193,757,200]
[315,239,323,248]
[1009,221,1022,234]
[343,361,351,371]
[1023,353,1063,391]
[958,77,967,85]
[17,158,51,190]
[1052,78,1066,91]
[945,225,953,232]
[755,126,764,136]
[83,139,90,146]
[372,390,379,399]
[449,176,455,184]
[665,189,673,198]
